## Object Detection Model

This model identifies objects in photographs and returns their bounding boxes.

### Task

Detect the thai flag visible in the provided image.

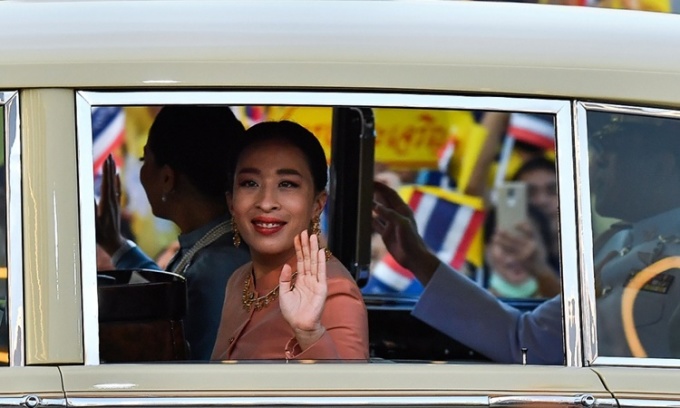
[437,137,455,174]
[245,106,267,126]
[92,107,125,197]
[363,253,423,295]
[410,187,485,270]
[412,137,458,190]
[92,107,125,174]
[363,186,484,294]
[415,169,455,189]
[507,113,555,150]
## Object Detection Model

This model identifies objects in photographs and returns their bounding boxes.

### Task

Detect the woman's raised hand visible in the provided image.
[95,154,126,254]
[279,229,328,349]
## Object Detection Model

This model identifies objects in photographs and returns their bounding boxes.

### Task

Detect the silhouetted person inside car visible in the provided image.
[96,106,250,360]
[372,112,680,362]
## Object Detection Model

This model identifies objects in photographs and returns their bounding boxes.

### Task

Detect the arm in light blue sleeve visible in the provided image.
[412,262,564,365]
[113,246,161,271]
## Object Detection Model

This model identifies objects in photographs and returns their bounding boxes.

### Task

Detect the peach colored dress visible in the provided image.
[211,257,369,360]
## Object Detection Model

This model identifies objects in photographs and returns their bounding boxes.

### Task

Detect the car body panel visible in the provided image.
[60,364,613,404]
[0,0,679,406]
[21,89,84,365]
[0,367,65,406]
[593,367,680,406]
[0,1,679,107]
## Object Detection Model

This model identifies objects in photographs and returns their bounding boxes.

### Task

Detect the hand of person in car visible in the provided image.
[372,181,440,285]
[280,230,328,350]
[95,154,126,255]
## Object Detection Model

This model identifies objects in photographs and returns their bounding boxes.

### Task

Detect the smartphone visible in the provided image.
[496,181,527,232]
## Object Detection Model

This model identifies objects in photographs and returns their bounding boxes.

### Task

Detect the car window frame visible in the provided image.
[1,91,23,367]
[76,90,578,366]
[575,101,680,368]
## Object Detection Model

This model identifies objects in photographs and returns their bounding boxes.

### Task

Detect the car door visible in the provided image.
[60,364,613,407]
[574,102,680,406]
[49,90,614,407]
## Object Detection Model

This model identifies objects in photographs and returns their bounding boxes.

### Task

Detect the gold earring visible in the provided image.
[311,215,321,237]
[311,216,331,261]
[231,218,241,248]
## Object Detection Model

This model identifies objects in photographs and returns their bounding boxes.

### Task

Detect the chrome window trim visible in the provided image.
[68,395,488,407]
[0,397,65,407]
[64,395,621,407]
[556,101,581,367]
[1,91,24,367]
[591,356,680,368]
[490,395,617,408]
[617,399,680,408]
[577,101,680,368]
[76,90,574,366]
[574,102,597,366]
[75,93,100,366]
[77,91,569,113]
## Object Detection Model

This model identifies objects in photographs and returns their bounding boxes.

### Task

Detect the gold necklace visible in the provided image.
[241,249,332,311]
[242,271,298,311]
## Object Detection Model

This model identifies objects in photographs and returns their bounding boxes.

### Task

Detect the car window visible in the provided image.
[78,92,573,366]
[363,109,561,363]
[585,108,680,362]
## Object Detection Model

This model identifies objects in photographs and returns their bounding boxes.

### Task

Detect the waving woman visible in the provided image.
[211,121,368,360]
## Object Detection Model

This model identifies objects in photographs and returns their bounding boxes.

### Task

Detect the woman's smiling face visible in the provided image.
[229,138,326,262]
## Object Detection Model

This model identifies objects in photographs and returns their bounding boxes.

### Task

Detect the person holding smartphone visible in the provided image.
[485,204,560,299]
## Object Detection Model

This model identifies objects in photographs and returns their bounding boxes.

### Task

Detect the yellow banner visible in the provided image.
[255,106,479,170]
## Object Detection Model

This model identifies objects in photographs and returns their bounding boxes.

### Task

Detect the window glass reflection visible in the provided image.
[364,109,562,363]
[365,110,559,301]
[93,106,339,363]
[86,103,565,365]
[589,111,680,359]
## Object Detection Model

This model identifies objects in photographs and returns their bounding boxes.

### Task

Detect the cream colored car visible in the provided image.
[1,0,680,407]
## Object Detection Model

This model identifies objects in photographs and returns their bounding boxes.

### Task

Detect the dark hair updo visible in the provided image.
[233,120,328,194]
[512,157,556,182]
[146,105,245,201]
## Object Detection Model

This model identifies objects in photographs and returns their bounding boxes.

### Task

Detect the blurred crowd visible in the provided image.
[364,111,561,300]
[476,0,677,13]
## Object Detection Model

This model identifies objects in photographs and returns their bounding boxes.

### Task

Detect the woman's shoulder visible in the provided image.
[325,257,361,294]
[325,257,353,280]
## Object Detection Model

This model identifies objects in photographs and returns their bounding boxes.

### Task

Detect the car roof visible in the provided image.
[1,0,680,107]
